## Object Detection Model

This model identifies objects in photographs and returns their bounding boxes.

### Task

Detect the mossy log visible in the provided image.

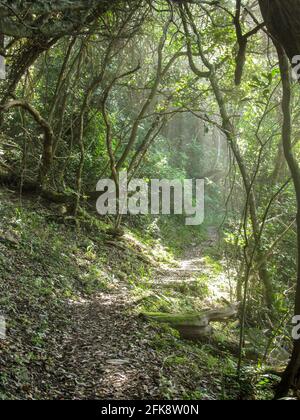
[0,173,75,204]
[141,305,238,340]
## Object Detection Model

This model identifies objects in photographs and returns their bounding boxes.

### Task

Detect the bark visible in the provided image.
[275,47,300,399]
[234,0,264,86]
[259,0,300,64]
[0,100,54,186]
[142,305,239,340]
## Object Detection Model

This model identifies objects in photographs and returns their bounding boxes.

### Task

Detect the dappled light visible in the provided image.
[1,0,300,402]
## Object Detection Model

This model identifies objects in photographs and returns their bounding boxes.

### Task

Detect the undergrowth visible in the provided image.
[0,188,280,400]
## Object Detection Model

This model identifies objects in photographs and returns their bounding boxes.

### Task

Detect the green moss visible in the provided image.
[141,311,208,327]
[203,255,223,275]
[165,355,189,366]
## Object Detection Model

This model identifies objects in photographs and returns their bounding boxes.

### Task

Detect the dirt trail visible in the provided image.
[0,190,235,400]
[46,290,163,400]
[154,227,232,305]
[37,228,228,399]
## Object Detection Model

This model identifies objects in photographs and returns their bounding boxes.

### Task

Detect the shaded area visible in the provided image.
[259,0,300,62]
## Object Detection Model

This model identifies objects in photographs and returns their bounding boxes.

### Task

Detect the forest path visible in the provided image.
[153,226,232,306]
[48,289,164,399]
[41,227,230,399]
[0,187,231,400]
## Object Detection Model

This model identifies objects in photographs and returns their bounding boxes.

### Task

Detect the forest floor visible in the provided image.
[0,187,280,400]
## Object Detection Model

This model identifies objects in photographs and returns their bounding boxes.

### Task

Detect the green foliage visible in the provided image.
[1,0,299,401]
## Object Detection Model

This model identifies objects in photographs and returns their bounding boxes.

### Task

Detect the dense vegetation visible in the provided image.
[0,0,300,400]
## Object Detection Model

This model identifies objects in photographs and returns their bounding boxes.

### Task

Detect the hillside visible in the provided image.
[0,187,282,400]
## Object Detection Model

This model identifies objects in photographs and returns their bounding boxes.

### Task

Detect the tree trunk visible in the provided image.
[275,47,300,399]
[259,0,300,65]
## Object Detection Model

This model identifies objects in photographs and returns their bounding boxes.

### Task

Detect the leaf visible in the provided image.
[106,359,131,366]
